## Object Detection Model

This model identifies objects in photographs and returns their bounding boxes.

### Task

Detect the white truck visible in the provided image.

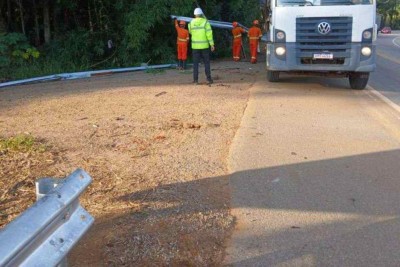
[263,0,377,89]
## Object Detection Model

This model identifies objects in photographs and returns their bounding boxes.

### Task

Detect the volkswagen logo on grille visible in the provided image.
[317,22,331,35]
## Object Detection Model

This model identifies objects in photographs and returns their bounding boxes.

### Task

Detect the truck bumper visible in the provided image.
[266,43,376,73]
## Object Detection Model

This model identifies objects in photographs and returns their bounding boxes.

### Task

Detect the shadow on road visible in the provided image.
[72,149,400,265]
[227,149,400,266]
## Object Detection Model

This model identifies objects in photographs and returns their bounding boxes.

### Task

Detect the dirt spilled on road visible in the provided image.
[0,61,261,265]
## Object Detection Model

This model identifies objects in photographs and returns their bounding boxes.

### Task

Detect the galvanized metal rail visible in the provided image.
[171,15,268,42]
[0,63,175,88]
[171,15,249,32]
[0,169,94,267]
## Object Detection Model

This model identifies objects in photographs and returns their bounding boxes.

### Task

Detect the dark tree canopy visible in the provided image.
[1,0,397,81]
[0,0,261,81]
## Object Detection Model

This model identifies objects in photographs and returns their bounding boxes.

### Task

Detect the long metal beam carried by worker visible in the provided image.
[171,15,249,32]
[171,15,268,42]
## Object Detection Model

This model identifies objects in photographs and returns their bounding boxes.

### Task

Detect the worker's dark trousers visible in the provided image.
[192,48,212,82]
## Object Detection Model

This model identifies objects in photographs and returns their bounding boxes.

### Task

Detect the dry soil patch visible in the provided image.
[0,60,263,265]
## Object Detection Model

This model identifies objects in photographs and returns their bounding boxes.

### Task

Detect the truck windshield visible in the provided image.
[276,0,372,6]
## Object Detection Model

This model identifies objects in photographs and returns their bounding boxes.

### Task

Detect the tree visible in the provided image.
[43,0,51,43]
[0,14,6,34]
[32,0,40,45]
[16,0,25,35]
[378,0,400,28]
[0,0,264,81]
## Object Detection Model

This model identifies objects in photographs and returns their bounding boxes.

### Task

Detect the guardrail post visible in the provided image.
[0,169,94,267]
[36,178,60,200]
[36,178,68,267]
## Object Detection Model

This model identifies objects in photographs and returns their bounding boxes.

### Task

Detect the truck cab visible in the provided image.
[264,0,377,89]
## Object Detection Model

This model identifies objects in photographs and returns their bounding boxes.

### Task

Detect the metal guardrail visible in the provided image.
[0,169,94,266]
[0,63,175,88]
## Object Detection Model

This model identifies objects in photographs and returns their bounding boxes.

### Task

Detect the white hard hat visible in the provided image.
[194,8,203,15]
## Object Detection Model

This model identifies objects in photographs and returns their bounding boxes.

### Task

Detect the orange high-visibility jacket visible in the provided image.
[175,20,190,44]
[232,27,245,44]
[248,26,262,43]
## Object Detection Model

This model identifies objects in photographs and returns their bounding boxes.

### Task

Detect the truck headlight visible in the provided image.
[363,30,372,39]
[361,47,372,56]
[276,31,285,40]
[275,47,286,56]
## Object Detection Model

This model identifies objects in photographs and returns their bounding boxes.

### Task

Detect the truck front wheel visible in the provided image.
[349,72,369,90]
[267,71,280,82]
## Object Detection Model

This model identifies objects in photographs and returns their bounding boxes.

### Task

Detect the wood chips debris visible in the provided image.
[0,61,260,265]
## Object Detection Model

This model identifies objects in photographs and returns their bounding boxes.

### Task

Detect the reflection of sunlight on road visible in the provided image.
[233,208,398,262]
[282,254,317,266]
[232,84,400,170]
[229,214,398,266]
[236,208,397,240]
[227,75,400,265]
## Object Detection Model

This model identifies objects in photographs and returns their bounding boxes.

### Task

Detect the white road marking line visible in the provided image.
[393,37,400,48]
[366,85,400,115]
[272,178,280,183]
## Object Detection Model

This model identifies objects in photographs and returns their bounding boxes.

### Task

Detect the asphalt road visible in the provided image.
[226,67,400,265]
[370,31,400,105]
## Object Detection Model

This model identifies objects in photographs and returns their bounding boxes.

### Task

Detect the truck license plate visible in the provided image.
[313,53,333,59]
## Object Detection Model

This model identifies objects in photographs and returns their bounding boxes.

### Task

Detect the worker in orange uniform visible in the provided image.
[232,21,246,62]
[248,20,263,64]
[175,19,190,70]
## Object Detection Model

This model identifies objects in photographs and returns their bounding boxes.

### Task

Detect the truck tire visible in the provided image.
[349,72,369,90]
[267,71,280,82]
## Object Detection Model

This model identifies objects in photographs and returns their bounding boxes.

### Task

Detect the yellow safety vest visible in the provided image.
[188,18,214,49]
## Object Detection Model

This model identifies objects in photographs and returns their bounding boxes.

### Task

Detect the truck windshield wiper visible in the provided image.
[281,0,314,5]
[321,0,354,5]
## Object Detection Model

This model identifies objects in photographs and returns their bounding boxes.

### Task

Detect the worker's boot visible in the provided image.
[182,61,186,70]
[177,60,182,70]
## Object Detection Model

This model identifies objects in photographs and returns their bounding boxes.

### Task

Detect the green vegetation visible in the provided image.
[0,135,45,154]
[0,33,40,80]
[0,0,398,82]
[0,0,261,81]
[378,0,400,29]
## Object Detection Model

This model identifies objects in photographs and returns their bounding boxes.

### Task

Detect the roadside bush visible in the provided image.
[0,33,40,81]
[0,1,263,81]
[1,30,114,81]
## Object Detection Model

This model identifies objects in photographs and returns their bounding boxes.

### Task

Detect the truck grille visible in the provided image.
[296,17,352,65]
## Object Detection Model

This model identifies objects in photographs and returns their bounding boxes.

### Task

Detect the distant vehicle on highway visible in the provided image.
[380,27,392,34]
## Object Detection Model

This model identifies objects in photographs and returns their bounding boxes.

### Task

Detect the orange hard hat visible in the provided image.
[232,21,238,27]
[179,20,186,26]
[253,20,259,25]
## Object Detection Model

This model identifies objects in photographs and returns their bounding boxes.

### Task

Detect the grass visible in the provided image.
[0,134,45,154]
[0,61,85,82]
